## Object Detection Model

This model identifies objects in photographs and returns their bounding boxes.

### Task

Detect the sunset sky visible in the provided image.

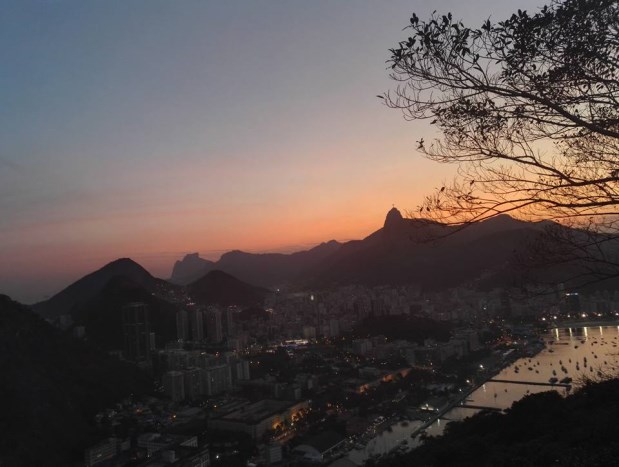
[1,0,544,303]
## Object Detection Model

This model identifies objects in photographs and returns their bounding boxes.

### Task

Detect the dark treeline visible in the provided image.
[375,378,619,467]
[352,315,452,344]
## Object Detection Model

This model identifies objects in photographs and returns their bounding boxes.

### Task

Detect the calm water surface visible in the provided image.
[349,325,619,464]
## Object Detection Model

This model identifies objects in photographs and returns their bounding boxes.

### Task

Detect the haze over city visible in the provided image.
[1,0,543,303]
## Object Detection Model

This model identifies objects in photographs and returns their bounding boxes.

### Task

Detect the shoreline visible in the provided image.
[356,323,618,464]
[403,339,547,445]
[550,319,619,329]
[354,335,550,463]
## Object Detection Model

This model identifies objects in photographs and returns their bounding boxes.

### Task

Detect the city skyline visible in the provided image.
[1,0,544,302]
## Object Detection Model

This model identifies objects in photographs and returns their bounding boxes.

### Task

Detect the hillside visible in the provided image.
[302,210,548,289]
[70,275,180,351]
[0,295,151,466]
[33,258,163,319]
[188,270,271,307]
[377,378,619,467]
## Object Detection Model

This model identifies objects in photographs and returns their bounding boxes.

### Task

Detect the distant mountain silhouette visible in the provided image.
[170,252,216,285]
[33,258,162,318]
[170,240,342,286]
[164,208,619,292]
[167,211,559,291]
[188,270,271,307]
[0,295,150,465]
[302,209,549,289]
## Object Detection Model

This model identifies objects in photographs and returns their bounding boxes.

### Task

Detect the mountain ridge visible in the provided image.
[170,240,343,286]
[33,210,604,317]
[170,210,554,291]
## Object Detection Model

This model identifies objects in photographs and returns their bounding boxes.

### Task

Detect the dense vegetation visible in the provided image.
[0,295,151,466]
[352,315,452,344]
[376,378,619,466]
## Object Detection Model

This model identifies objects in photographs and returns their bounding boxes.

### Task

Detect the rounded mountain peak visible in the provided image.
[384,206,404,228]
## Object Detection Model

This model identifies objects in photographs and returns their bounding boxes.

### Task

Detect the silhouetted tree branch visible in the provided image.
[384,0,619,288]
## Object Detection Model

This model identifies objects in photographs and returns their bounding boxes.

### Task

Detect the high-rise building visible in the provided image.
[122,303,151,362]
[202,364,231,395]
[302,326,316,340]
[232,359,250,382]
[84,438,121,467]
[190,310,204,341]
[176,309,189,341]
[163,370,185,402]
[206,307,223,344]
[329,319,340,338]
[183,368,204,400]
[564,292,582,315]
[222,306,235,337]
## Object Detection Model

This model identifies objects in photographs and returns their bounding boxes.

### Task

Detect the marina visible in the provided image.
[348,324,619,465]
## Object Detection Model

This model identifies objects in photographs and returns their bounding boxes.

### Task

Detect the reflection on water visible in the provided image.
[349,325,619,464]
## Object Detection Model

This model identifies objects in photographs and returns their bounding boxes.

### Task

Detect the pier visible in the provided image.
[459,404,503,412]
[488,378,571,388]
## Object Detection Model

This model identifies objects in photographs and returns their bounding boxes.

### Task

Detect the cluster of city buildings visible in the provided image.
[156,349,250,401]
[85,434,210,467]
[80,282,619,466]
[350,328,480,368]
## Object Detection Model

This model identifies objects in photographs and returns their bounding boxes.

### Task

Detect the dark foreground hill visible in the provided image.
[70,275,180,350]
[33,258,163,319]
[188,270,271,307]
[0,295,151,466]
[377,378,619,467]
